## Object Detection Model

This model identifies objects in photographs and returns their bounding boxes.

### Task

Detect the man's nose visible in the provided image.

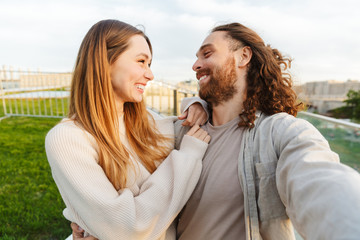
[192,59,201,72]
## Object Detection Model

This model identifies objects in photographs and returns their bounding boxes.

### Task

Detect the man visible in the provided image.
[175,23,360,240]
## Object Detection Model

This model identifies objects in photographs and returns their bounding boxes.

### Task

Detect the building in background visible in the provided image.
[0,67,71,90]
[296,80,360,114]
[176,79,198,92]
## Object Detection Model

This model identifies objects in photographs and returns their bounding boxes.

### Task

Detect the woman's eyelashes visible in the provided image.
[138,59,151,67]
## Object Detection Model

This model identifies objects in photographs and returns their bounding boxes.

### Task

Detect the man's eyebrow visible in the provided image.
[196,43,213,57]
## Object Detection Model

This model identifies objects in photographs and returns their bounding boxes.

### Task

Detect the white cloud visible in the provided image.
[0,0,359,83]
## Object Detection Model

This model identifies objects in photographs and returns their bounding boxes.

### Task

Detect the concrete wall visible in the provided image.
[297,80,360,114]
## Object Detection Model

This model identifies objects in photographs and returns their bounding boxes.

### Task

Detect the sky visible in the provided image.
[1,0,360,85]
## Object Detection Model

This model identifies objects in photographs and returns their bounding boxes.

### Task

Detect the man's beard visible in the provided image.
[198,57,237,107]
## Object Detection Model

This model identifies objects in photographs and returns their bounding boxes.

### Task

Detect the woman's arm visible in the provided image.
[46,121,209,240]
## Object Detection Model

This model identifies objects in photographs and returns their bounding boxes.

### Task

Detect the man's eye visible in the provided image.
[138,60,145,63]
[204,51,211,57]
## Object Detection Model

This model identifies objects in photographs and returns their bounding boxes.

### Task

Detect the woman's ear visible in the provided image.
[236,46,252,68]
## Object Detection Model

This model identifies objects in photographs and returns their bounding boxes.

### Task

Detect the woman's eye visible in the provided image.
[138,59,151,67]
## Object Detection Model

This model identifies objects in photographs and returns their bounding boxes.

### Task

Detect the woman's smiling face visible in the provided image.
[110,34,154,108]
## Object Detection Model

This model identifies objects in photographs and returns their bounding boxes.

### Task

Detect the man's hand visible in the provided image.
[178,103,207,126]
[186,125,211,143]
[71,222,98,240]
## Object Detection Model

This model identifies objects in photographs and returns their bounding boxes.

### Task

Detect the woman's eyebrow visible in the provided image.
[136,53,151,59]
[136,53,152,65]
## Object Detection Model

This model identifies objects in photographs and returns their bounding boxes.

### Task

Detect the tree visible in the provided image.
[329,89,360,121]
[344,89,360,121]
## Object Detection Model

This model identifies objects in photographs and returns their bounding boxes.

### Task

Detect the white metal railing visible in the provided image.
[0,66,72,118]
[298,111,360,130]
[297,111,360,173]
[144,80,197,116]
[0,67,197,119]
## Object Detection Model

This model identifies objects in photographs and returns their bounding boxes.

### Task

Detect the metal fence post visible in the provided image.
[173,89,178,116]
[0,67,7,116]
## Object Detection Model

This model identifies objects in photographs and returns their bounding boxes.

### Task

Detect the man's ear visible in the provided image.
[236,46,252,68]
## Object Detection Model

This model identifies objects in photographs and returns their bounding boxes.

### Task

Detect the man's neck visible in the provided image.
[211,96,244,126]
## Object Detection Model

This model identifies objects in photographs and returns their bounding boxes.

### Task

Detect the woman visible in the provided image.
[45,19,210,240]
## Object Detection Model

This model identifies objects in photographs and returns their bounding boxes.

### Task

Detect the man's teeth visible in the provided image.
[199,75,207,81]
[136,85,145,90]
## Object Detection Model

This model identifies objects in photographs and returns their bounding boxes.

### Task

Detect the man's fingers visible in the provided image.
[195,113,207,126]
[180,110,191,126]
[181,103,208,126]
[71,222,83,233]
[182,118,191,126]
[71,222,85,239]
[178,110,188,120]
[182,120,190,126]
[83,237,98,240]
[183,112,194,126]
[70,222,77,231]
[72,230,84,239]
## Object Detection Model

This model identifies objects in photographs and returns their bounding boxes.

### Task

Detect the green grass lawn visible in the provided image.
[0,116,70,240]
[297,114,360,171]
[0,102,359,239]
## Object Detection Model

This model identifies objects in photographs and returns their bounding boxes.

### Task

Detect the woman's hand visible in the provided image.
[186,125,211,143]
[178,103,207,126]
[71,222,98,240]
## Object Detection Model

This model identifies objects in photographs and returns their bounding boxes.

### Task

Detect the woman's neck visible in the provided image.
[115,98,124,117]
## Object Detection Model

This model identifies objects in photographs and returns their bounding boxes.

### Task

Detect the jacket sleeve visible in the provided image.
[45,121,208,240]
[274,116,360,239]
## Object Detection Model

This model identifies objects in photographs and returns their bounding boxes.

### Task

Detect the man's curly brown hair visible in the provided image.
[212,23,303,128]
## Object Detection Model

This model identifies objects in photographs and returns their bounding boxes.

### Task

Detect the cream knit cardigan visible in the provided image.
[45,113,208,240]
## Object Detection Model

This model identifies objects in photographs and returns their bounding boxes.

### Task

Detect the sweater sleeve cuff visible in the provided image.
[179,134,208,159]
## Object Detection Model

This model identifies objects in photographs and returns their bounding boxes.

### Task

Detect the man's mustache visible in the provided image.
[196,69,212,81]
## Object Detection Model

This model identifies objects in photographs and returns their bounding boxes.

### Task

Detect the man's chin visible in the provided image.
[199,93,217,107]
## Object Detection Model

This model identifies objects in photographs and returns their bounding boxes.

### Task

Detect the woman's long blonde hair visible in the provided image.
[69,19,171,190]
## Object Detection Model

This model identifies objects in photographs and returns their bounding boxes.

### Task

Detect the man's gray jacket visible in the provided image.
[178,99,360,240]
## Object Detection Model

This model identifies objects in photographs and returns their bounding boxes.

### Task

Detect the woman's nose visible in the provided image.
[145,68,154,81]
